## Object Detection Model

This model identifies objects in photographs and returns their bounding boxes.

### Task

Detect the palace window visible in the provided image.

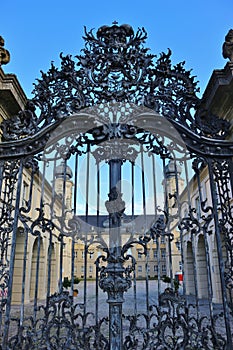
[138,251,143,259]
[21,181,29,207]
[195,196,201,219]
[161,248,166,259]
[138,265,142,272]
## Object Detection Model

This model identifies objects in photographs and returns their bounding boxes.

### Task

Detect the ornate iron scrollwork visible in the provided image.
[1,23,230,143]
[1,23,233,350]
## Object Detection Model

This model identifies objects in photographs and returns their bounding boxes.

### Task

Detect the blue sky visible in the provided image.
[1,0,233,99]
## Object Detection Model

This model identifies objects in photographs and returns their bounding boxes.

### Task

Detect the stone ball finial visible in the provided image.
[55,161,73,180]
[165,160,182,178]
[0,36,10,66]
[222,29,233,62]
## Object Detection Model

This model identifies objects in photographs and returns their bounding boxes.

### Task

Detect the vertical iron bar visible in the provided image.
[157,236,161,299]
[131,162,134,222]
[2,161,23,347]
[57,159,68,342]
[131,162,137,316]
[47,232,52,300]
[33,160,47,320]
[95,258,99,326]
[195,161,214,326]
[173,159,185,298]
[58,160,67,293]
[108,159,124,350]
[208,159,232,349]
[151,154,157,214]
[184,159,199,312]
[58,237,64,293]
[215,160,233,309]
[47,159,57,300]
[68,161,74,295]
[140,145,147,228]
[20,229,29,326]
[84,148,90,316]
[33,236,41,321]
[191,232,200,317]
[226,160,233,309]
[97,161,100,232]
[133,265,137,316]
[140,146,150,317]
[145,248,150,319]
[71,154,79,300]
[0,161,4,336]
[74,153,79,216]
[151,154,160,298]
[71,239,75,295]
[96,161,100,325]
[162,157,173,287]
[20,166,35,324]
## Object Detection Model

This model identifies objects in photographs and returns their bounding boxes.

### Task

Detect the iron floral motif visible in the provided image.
[122,302,226,349]
[91,140,139,164]
[0,160,20,343]
[6,291,109,349]
[2,101,38,141]
[78,24,152,103]
[211,159,233,301]
[5,294,227,349]
[99,264,132,302]
[195,109,230,139]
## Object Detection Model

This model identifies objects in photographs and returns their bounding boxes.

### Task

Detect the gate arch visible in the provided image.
[0,23,233,349]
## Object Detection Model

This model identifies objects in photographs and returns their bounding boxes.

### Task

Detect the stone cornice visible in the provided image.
[201,62,233,123]
[0,67,27,120]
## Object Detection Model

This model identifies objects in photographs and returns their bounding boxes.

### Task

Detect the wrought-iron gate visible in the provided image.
[0,23,233,349]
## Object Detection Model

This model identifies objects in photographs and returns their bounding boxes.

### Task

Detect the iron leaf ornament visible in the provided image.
[1,23,230,141]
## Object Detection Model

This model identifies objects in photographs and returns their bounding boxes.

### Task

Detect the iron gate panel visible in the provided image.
[0,23,233,349]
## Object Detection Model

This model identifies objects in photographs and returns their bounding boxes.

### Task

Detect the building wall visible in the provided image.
[73,231,167,280]
[11,169,72,304]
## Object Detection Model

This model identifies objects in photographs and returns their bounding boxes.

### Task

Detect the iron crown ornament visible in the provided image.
[1,23,230,143]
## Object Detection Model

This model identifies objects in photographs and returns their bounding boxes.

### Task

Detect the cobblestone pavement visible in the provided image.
[7,280,231,322]
[76,280,160,317]
[76,280,233,337]
[76,279,225,315]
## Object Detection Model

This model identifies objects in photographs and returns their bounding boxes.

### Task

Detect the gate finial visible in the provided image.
[222,29,233,62]
[0,36,10,66]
